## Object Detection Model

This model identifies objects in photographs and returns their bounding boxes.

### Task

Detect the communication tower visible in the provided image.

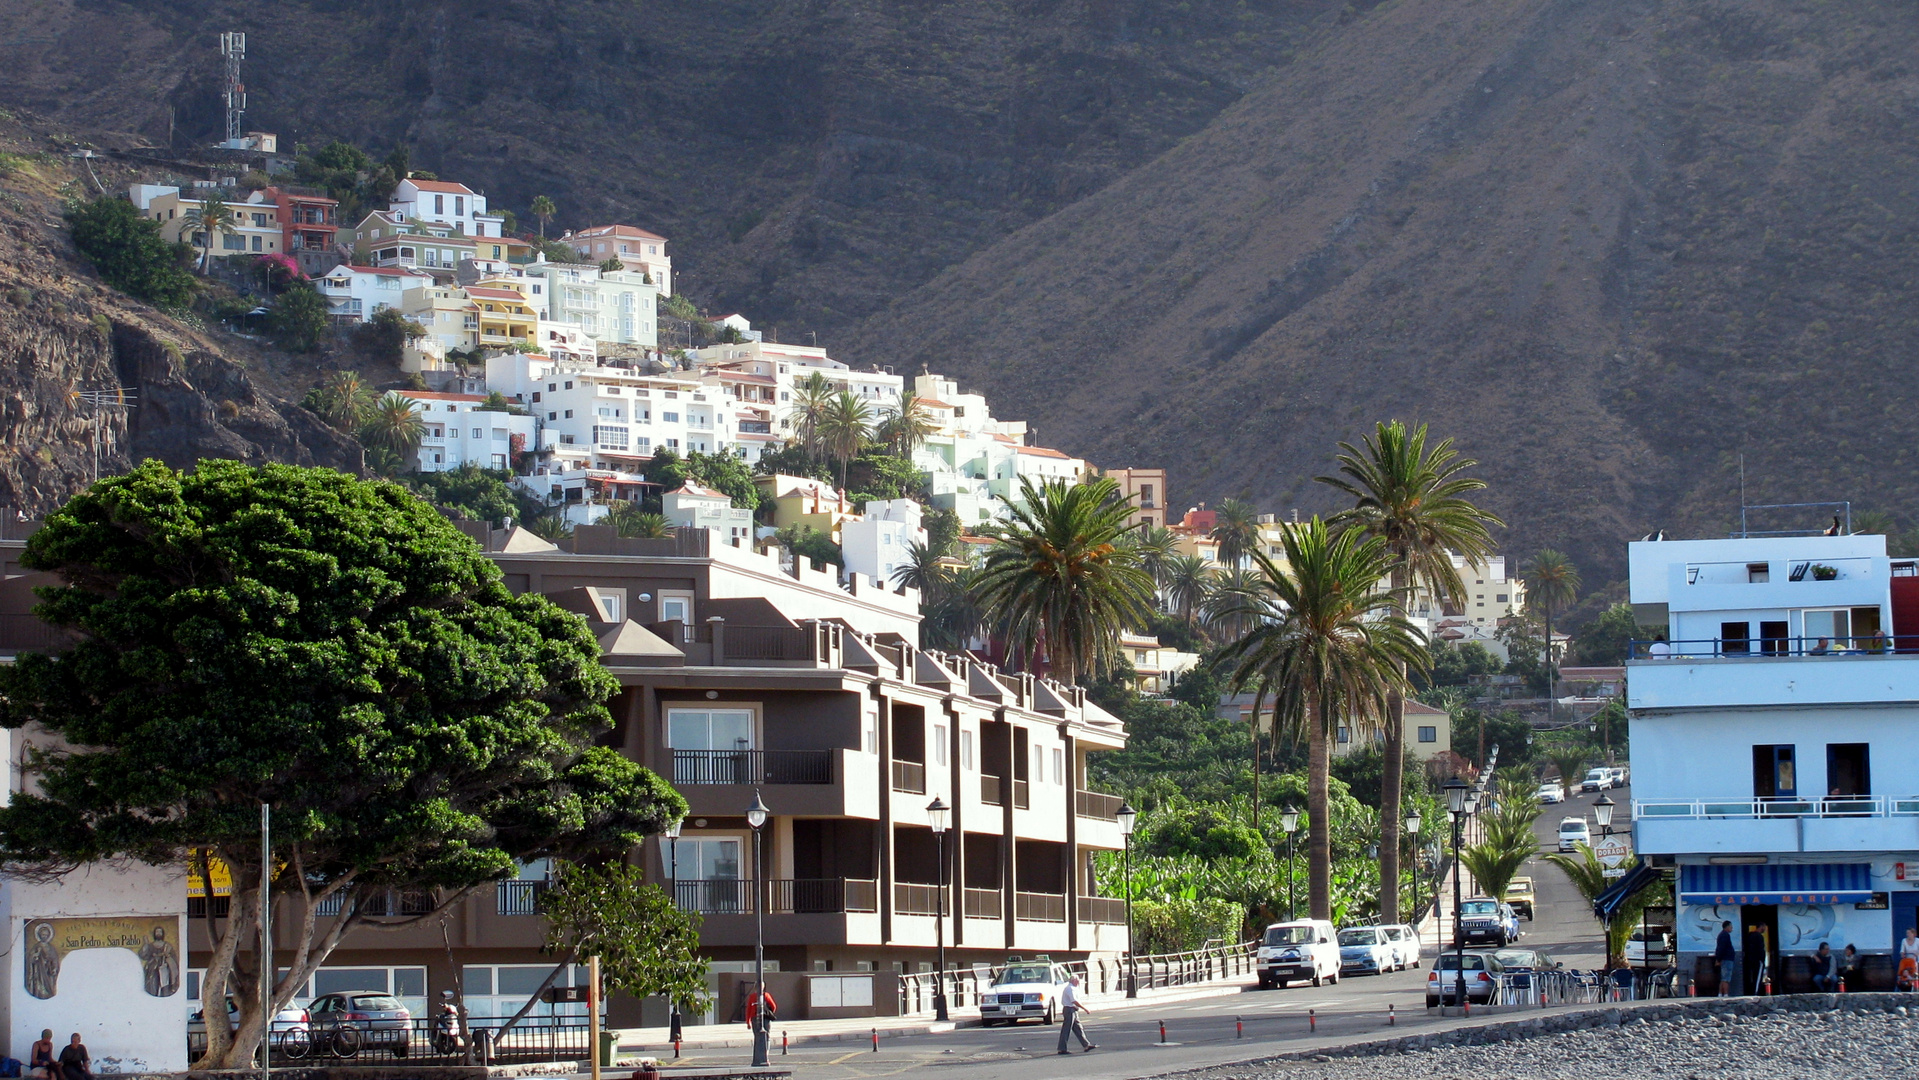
[220,32,246,146]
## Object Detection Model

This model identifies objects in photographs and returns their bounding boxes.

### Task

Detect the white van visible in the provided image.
[1257,919,1340,989]
[1581,767,1612,792]
[1558,816,1592,852]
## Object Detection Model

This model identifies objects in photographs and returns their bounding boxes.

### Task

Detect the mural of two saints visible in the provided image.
[24,918,180,1000]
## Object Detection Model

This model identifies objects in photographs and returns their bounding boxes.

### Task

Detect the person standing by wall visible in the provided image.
[1714,921,1738,996]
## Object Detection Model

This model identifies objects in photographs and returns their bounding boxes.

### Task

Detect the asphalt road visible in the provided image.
[670,784,1628,1080]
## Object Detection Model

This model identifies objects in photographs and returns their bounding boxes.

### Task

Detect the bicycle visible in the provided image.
[277,1026,313,1060]
[303,1023,362,1059]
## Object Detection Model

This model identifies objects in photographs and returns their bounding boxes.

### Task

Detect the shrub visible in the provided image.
[64,197,196,308]
[267,285,332,352]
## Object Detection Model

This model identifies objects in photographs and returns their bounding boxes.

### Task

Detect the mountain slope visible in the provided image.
[0,0,1349,332]
[843,0,1919,579]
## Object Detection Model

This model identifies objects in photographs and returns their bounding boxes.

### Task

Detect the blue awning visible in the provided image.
[1594,860,1663,920]
[1679,863,1873,905]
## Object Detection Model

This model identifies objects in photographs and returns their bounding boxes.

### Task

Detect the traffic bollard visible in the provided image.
[1389,1004,1395,1027]
[1236,1016,1243,1039]
[872,1028,879,1052]
[783,1031,789,1055]
[1840,978,1848,994]
[1308,1009,1316,1032]
[1158,1020,1167,1044]
[673,1039,681,1059]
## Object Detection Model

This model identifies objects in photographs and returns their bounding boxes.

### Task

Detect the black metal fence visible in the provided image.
[190,1017,592,1066]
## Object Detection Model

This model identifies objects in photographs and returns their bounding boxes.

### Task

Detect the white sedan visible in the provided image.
[1535,782,1565,804]
[978,961,1070,1026]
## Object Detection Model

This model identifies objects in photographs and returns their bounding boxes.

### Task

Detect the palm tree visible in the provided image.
[1317,419,1503,923]
[973,477,1155,683]
[817,391,874,491]
[529,195,557,239]
[304,370,377,432]
[1164,554,1213,626]
[877,393,937,458]
[1210,498,1262,568]
[359,393,426,460]
[183,194,239,272]
[1543,847,1667,966]
[786,373,836,460]
[891,540,952,600]
[925,564,990,652]
[526,514,575,542]
[1201,565,1261,642]
[1521,549,1582,700]
[1215,519,1423,920]
[1130,526,1179,604]
[605,503,674,538]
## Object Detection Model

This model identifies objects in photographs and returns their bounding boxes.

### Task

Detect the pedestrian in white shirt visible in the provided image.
[1055,975,1096,1055]
[1647,634,1671,659]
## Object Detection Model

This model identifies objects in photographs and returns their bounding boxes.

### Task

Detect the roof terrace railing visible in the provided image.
[1629,636,1919,660]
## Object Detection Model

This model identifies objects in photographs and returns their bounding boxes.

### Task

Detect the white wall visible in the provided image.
[0,860,187,1072]
[1630,704,1919,804]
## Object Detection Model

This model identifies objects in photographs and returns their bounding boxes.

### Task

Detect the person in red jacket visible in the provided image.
[744,988,777,1031]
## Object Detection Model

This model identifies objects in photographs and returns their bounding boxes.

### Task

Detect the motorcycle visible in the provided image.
[433,1004,467,1055]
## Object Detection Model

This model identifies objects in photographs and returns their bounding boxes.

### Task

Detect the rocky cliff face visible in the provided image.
[0,122,358,513]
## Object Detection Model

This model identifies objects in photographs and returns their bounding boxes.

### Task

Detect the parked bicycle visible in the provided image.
[282,1023,361,1059]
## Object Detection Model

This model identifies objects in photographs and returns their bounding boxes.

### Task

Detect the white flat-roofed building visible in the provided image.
[840,498,927,590]
[566,223,673,296]
[1625,531,1919,993]
[390,177,506,239]
[405,390,536,473]
[316,264,433,322]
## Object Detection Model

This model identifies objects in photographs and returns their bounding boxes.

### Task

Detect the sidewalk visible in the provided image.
[611,975,1256,1052]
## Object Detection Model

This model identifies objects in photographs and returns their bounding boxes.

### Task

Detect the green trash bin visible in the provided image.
[599,1028,620,1067]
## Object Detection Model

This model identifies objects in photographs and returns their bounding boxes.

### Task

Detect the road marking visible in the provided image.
[829,1049,870,1064]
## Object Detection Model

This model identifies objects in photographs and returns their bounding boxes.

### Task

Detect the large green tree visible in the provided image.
[65,196,196,308]
[268,284,333,352]
[0,461,683,1068]
[1216,519,1424,920]
[1209,498,1262,568]
[1317,420,1502,924]
[182,194,239,272]
[975,476,1155,683]
[817,391,874,491]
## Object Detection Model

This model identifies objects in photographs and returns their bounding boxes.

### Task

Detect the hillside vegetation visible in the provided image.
[845,0,1919,579]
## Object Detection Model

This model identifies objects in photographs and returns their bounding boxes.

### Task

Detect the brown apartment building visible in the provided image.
[1098,467,1167,532]
[0,522,1131,1026]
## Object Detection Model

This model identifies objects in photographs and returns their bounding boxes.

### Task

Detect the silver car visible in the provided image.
[307,991,412,1056]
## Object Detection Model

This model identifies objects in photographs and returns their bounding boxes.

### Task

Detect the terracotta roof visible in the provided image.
[917,398,954,409]
[403,179,478,195]
[466,286,528,301]
[1015,445,1071,459]
[720,372,777,384]
[672,481,727,498]
[573,223,669,243]
[335,265,430,278]
[1404,700,1448,716]
[736,432,779,441]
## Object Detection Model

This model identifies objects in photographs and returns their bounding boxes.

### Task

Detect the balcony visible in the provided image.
[979,775,1030,809]
[1080,896,1127,925]
[1013,891,1066,923]
[1635,795,1919,855]
[891,759,926,794]
[963,887,1001,919]
[1075,790,1124,822]
[1627,640,1919,713]
[671,749,833,786]
[672,878,879,914]
[496,879,548,916]
[894,882,944,916]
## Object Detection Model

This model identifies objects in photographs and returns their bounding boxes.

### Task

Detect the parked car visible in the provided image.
[188,997,310,1040]
[1427,950,1505,1007]
[1535,782,1565,804]
[307,992,412,1056]
[1625,928,1674,965]
[1581,767,1613,792]
[979,962,1070,1025]
[1383,924,1422,969]
[1337,926,1397,976]
[1506,877,1536,920]
[1491,947,1561,992]
[1558,816,1592,852]
[1452,898,1519,946]
[1609,766,1630,787]
[1257,919,1340,989]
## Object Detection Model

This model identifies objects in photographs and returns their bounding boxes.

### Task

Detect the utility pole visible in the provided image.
[220,33,247,147]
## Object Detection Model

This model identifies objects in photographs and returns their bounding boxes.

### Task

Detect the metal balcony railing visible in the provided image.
[496,879,548,915]
[674,878,751,914]
[1014,891,1065,923]
[894,882,943,916]
[891,759,926,794]
[1075,790,1124,822]
[963,887,1001,919]
[1636,795,1919,819]
[1079,896,1126,924]
[671,749,833,785]
[766,878,879,914]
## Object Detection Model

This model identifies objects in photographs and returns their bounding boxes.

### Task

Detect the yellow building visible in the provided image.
[751,474,855,536]
[466,282,537,349]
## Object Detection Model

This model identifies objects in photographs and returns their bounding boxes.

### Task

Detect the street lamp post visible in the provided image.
[1281,807,1300,921]
[747,792,770,1068]
[1444,778,1475,1011]
[664,815,684,1045]
[926,796,951,1022]
[1117,801,1138,998]
[1405,809,1423,931]
[1594,794,1616,838]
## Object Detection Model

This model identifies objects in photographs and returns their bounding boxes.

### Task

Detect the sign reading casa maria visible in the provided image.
[23,917,181,1000]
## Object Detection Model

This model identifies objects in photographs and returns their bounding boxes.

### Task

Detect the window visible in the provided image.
[663,411,680,423]
[1748,562,1771,584]
[1033,745,1045,785]
[659,591,695,633]
[1417,726,1437,743]
[1827,743,1870,797]
[250,236,262,251]
[531,392,541,403]
[433,194,444,214]
[547,412,557,421]
[471,427,482,439]
[222,234,247,250]
[670,836,745,896]
[865,710,879,755]
[1495,594,1509,603]
[1051,747,1063,785]
[1721,621,1751,656]
[454,195,464,216]
[667,708,755,753]
[961,730,974,771]
[933,724,948,767]
[1337,726,1351,743]
[1752,744,1796,799]
[564,410,574,419]
[594,425,628,448]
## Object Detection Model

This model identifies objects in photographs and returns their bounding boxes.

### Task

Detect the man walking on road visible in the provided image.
[1056,975,1096,1055]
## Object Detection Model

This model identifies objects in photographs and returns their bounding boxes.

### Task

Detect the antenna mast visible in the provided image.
[220,32,247,146]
